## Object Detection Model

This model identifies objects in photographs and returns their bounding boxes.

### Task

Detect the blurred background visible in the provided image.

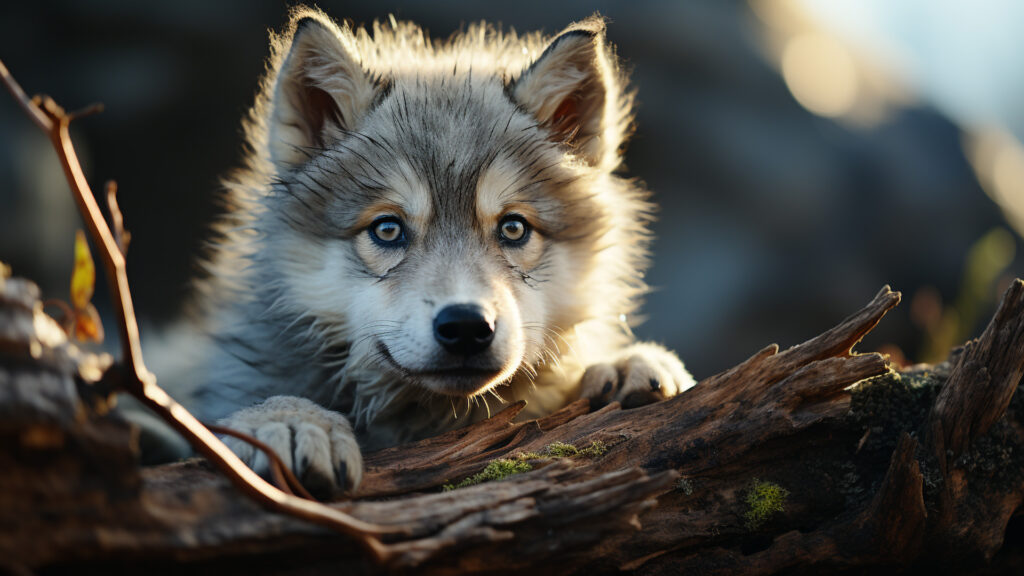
[2,0,1023,380]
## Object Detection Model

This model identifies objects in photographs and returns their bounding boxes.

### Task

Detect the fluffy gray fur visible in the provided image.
[190,7,693,480]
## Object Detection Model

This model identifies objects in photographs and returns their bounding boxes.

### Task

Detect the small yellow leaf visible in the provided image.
[70,230,95,311]
[73,302,104,343]
[69,230,102,343]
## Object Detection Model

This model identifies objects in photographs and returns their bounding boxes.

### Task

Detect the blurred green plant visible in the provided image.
[916,227,1017,363]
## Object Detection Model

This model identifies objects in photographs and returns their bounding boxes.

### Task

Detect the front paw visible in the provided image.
[580,343,696,409]
[217,396,362,499]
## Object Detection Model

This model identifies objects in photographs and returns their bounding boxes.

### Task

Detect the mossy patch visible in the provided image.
[848,369,945,502]
[848,366,1023,503]
[441,441,608,491]
[516,440,608,461]
[442,459,532,491]
[545,441,583,457]
[849,370,941,461]
[547,440,608,458]
[955,409,1024,492]
[744,479,789,530]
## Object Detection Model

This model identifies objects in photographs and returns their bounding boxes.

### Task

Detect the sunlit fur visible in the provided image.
[193,7,658,450]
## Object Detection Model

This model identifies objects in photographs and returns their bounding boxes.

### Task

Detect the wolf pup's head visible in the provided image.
[231,8,653,400]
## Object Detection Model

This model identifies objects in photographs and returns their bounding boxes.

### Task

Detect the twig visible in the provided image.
[206,423,316,501]
[66,102,104,122]
[105,181,130,256]
[0,58,399,560]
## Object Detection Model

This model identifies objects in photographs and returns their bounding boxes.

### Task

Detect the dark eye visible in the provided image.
[369,216,406,247]
[498,214,530,245]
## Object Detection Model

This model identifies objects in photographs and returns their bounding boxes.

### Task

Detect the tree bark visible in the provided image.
[2,272,1022,575]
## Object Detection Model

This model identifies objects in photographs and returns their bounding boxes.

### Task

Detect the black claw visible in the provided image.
[335,461,349,491]
[300,464,334,501]
[602,380,613,395]
[649,378,661,391]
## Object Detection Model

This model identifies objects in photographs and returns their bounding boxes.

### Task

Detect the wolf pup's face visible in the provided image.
[251,12,645,398]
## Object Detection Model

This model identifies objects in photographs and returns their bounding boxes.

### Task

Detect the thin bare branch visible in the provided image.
[206,423,316,501]
[65,102,104,122]
[0,60,52,131]
[0,57,398,561]
[105,181,130,256]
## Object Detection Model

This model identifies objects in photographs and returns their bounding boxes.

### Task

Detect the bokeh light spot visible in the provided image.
[782,34,859,118]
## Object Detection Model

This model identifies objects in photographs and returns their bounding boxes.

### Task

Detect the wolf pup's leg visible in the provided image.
[580,343,696,409]
[217,396,362,499]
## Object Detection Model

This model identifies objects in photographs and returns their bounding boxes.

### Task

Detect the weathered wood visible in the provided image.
[362,286,901,498]
[930,279,1024,459]
[2,273,1023,574]
[924,278,1024,560]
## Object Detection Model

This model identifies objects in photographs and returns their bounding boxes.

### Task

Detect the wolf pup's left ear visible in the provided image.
[267,14,378,168]
[512,17,624,167]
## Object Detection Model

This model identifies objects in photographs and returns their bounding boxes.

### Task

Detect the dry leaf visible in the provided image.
[74,302,104,342]
[70,229,103,343]
[71,230,94,309]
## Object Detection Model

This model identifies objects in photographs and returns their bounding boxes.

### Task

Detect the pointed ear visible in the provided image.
[511,19,619,165]
[268,15,378,167]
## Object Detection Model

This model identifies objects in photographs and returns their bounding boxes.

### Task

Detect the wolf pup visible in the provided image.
[195,7,695,498]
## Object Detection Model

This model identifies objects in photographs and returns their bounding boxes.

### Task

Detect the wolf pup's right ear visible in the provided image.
[267,14,378,168]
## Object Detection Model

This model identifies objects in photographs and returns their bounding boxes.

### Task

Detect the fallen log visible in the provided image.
[2,267,1022,574]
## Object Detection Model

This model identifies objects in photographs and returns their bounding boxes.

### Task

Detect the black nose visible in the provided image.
[433,304,495,356]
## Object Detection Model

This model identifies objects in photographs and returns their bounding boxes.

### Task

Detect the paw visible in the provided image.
[580,343,696,409]
[217,395,362,499]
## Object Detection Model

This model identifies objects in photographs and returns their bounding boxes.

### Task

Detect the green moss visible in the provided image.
[442,459,532,491]
[576,440,608,458]
[442,441,609,491]
[515,441,608,461]
[744,479,789,530]
[544,441,581,457]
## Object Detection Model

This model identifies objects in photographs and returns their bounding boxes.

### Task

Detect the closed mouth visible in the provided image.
[376,341,502,380]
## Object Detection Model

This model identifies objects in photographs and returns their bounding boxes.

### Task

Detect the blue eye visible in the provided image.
[498,214,530,245]
[369,216,407,247]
